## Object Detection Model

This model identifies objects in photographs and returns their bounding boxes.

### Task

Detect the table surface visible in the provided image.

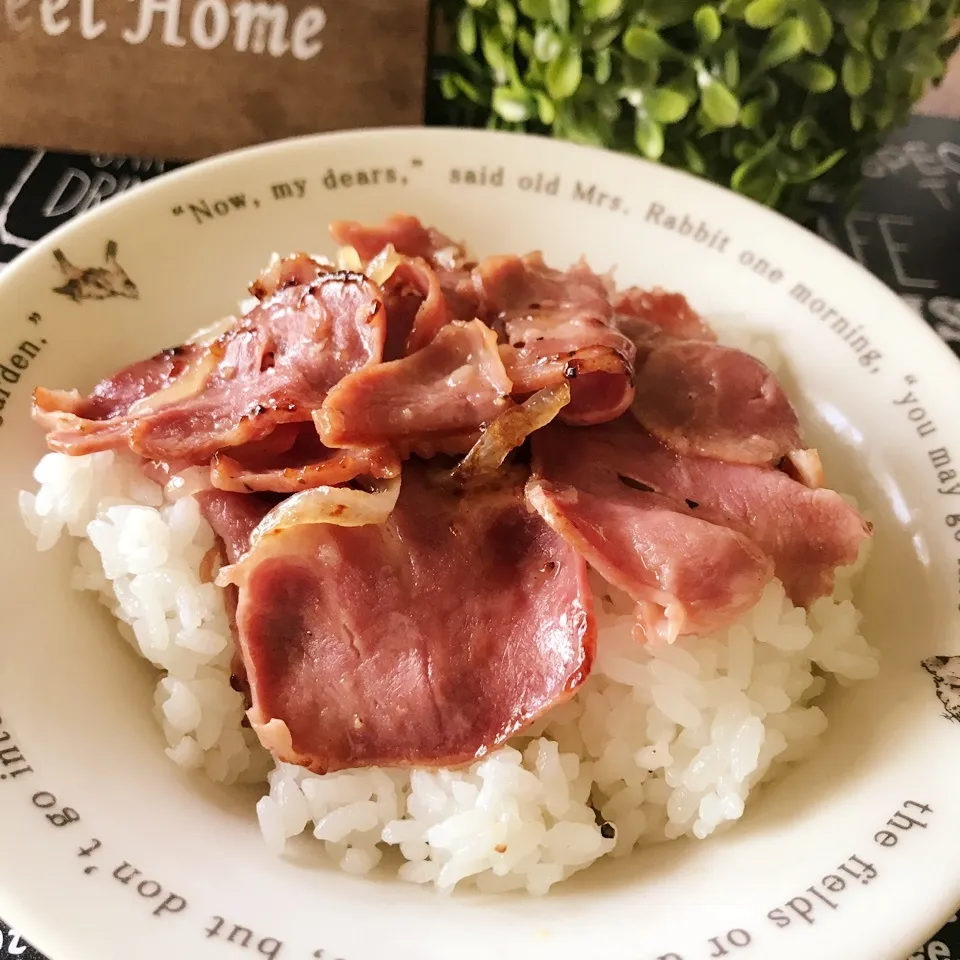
[0,116,959,959]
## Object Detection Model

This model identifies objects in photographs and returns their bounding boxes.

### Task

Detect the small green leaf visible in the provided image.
[789,116,817,150]
[723,0,752,17]
[699,75,740,127]
[584,20,623,49]
[873,99,897,130]
[646,86,692,123]
[446,73,484,105]
[497,0,517,38]
[517,26,535,57]
[534,90,556,124]
[635,114,665,160]
[757,75,779,106]
[723,47,740,87]
[730,131,781,197]
[911,45,945,81]
[580,0,623,20]
[693,107,718,135]
[621,57,660,88]
[466,0,488,7]
[555,101,609,145]
[744,0,787,29]
[457,8,477,55]
[880,0,929,31]
[732,162,779,203]
[546,41,583,99]
[492,86,532,123]
[739,97,764,128]
[683,140,707,175]
[481,26,513,82]
[834,0,878,28]
[757,17,809,70]
[733,140,755,162]
[439,73,458,100]
[694,5,722,44]
[782,60,836,92]
[787,147,846,183]
[842,49,872,97]
[534,24,563,61]
[850,99,866,131]
[550,0,570,30]
[519,0,551,19]
[842,17,869,53]
[623,25,674,60]
[797,0,832,55]
[640,0,703,27]
[594,47,613,84]
[870,23,889,60]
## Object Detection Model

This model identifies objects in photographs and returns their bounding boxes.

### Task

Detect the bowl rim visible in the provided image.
[1,124,959,960]
[0,125,957,378]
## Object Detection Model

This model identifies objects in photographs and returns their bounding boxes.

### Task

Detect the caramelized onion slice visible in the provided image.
[783,448,824,489]
[366,245,405,285]
[216,476,401,588]
[336,245,364,272]
[336,243,405,284]
[448,382,571,486]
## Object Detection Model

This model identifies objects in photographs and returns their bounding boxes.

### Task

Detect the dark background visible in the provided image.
[0,116,958,959]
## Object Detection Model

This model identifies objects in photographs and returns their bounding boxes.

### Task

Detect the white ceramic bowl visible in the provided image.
[0,128,958,960]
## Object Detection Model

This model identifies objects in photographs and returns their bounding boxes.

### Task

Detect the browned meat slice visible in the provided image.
[34,344,206,425]
[211,423,400,494]
[249,253,333,301]
[215,463,595,773]
[528,433,772,643]
[535,418,871,607]
[476,253,635,425]
[316,319,512,453]
[614,287,717,342]
[631,340,803,466]
[330,213,467,268]
[197,488,272,563]
[34,272,386,462]
[376,257,452,361]
[332,215,482,333]
[196,488,275,702]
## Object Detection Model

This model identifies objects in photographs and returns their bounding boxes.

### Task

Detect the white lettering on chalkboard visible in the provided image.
[3,0,327,59]
[844,212,937,291]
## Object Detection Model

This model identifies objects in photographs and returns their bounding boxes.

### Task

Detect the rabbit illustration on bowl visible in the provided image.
[52,241,139,303]
[922,656,960,722]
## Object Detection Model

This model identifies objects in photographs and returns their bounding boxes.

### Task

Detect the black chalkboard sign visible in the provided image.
[807,114,960,360]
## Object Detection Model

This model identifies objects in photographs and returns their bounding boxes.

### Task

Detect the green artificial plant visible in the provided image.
[429,0,960,218]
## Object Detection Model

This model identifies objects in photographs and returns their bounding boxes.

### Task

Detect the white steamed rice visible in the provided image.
[18,323,879,895]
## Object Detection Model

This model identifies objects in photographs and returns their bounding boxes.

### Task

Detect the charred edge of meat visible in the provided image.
[160,345,188,358]
[312,270,369,289]
[618,474,657,494]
